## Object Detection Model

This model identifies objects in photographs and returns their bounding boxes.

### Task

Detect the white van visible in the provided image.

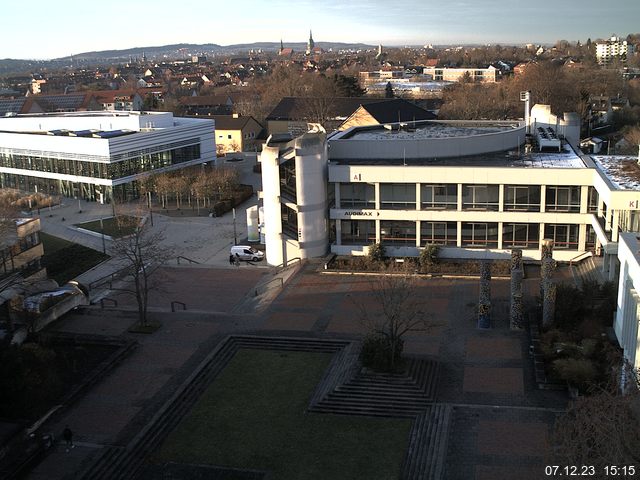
[230,245,264,262]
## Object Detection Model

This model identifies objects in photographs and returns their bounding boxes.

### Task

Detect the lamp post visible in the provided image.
[100,217,106,254]
[232,207,237,245]
[148,191,154,226]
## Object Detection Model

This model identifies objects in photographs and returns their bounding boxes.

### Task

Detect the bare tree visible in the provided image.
[355,265,435,371]
[110,216,173,326]
[551,379,640,471]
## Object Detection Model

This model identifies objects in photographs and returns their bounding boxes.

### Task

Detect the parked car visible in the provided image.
[230,245,264,262]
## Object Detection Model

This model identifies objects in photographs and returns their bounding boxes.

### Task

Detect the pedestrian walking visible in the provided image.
[229,253,235,265]
[63,426,74,451]
[234,253,240,267]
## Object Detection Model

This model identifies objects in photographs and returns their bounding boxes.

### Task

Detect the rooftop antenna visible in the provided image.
[520,91,531,134]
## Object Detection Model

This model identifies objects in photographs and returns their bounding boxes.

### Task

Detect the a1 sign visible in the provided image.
[352,173,362,181]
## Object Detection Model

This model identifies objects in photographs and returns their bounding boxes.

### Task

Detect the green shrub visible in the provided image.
[419,244,439,269]
[554,284,586,332]
[360,333,403,372]
[553,357,598,390]
[367,242,386,263]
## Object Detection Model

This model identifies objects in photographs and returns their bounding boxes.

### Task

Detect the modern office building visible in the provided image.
[0,111,215,202]
[260,104,640,370]
[259,103,635,272]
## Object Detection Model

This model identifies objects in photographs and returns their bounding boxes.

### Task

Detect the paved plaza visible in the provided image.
[22,172,568,479]
[27,259,567,479]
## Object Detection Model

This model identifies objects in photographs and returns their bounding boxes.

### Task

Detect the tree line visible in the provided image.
[138,166,240,211]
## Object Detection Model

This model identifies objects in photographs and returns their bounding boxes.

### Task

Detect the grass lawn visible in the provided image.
[74,215,139,238]
[40,232,109,284]
[155,349,412,480]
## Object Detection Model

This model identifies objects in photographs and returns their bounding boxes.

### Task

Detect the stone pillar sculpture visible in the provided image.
[542,281,557,327]
[510,249,524,330]
[540,240,557,328]
[478,260,492,329]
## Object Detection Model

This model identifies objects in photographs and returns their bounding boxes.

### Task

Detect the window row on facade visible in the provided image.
[0,144,201,180]
[339,220,596,250]
[337,183,599,213]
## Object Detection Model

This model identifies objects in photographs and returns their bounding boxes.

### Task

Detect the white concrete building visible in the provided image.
[422,66,498,83]
[596,35,635,65]
[259,107,640,368]
[0,111,215,203]
[615,232,640,369]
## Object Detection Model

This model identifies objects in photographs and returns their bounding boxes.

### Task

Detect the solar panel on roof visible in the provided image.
[92,130,135,138]
[69,130,97,137]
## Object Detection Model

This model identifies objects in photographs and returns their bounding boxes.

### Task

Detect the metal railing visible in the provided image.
[274,257,302,272]
[254,277,284,297]
[176,256,200,265]
[89,265,132,291]
[569,251,593,267]
[171,301,187,312]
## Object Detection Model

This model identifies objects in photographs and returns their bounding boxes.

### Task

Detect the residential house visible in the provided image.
[178,95,234,116]
[266,97,431,136]
[209,114,264,154]
[5,93,102,114]
[92,90,144,111]
[338,98,437,131]
[0,217,45,282]
[589,95,613,128]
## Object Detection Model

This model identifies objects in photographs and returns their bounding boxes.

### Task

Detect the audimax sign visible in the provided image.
[343,211,380,217]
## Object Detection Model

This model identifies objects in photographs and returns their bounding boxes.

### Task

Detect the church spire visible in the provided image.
[306,30,315,55]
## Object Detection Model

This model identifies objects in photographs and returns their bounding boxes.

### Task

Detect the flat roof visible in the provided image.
[593,155,640,191]
[330,143,586,168]
[338,121,520,140]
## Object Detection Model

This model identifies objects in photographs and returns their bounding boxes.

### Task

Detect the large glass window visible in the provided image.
[281,204,298,239]
[421,184,457,210]
[502,223,540,248]
[544,224,579,250]
[420,221,457,245]
[586,225,597,250]
[462,185,499,211]
[340,183,375,209]
[587,186,598,213]
[461,222,499,247]
[545,186,581,212]
[341,220,376,245]
[279,159,296,200]
[380,220,416,246]
[0,143,200,181]
[380,184,416,210]
[504,185,541,212]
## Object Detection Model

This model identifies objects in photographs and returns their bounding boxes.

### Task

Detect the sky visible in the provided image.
[2,0,639,60]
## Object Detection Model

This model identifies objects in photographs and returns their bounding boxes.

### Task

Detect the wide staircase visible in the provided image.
[401,404,452,480]
[570,255,604,288]
[309,356,440,418]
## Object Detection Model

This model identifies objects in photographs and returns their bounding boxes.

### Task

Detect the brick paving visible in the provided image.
[463,367,525,395]
[24,261,573,480]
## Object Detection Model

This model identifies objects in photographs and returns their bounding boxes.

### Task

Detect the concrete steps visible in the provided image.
[571,257,603,288]
[309,358,439,418]
[401,404,452,480]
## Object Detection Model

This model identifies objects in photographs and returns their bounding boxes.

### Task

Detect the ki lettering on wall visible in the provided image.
[629,200,640,208]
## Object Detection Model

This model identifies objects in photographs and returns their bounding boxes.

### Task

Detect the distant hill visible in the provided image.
[0,41,375,75]
[63,41,376,61]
